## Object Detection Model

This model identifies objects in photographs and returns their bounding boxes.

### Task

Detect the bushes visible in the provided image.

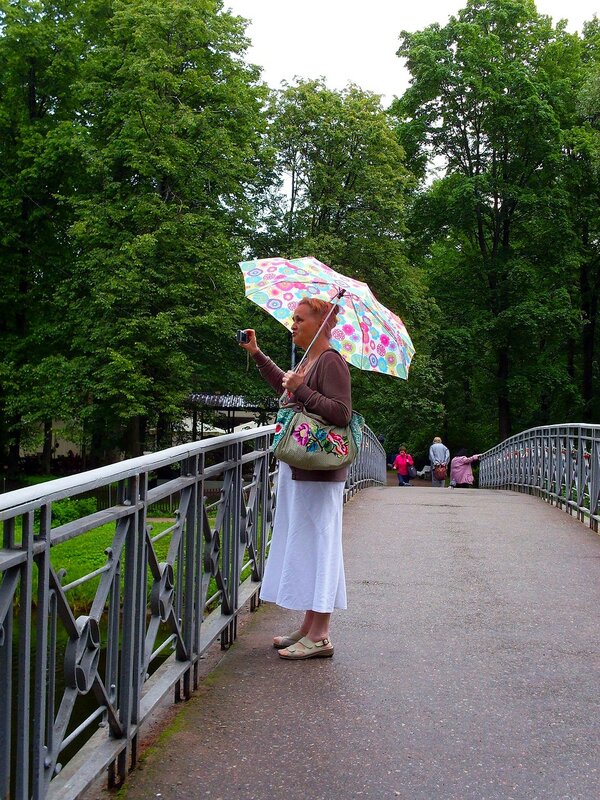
[51,497,97,527]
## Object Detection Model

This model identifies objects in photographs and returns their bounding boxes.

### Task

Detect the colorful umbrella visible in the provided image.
[239,256,415,379]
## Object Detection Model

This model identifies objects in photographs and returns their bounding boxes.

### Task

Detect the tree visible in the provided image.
[392,0,584,441]
[62,0,272,460]
[255,79,440,451]
[0,0,89,470]
[0,0,278,468]
[560,19,600,418]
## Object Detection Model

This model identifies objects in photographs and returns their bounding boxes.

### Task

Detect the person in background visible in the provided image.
[392,445,414,486]
[450,449,482,488]
[429,436,450,487]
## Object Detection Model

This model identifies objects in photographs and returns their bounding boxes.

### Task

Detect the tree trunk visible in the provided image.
[89,426,105,469]
[42,419,53,474]
[125,416,141,459]
[156,414,170,450]
[124,415,147,458]
[497,347,511,442]
[580,256,597,417]
[566,337,576,384]
[7,423,21,474]
[287,161,296,249]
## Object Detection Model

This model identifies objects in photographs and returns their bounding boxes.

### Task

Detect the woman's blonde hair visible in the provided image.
[433,436,442,443]
[297,297,339,338]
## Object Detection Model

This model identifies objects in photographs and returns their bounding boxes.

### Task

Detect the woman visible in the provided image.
[239,297,352,660]
[450,449,482,488]
[429,436,450,487]
[392,445,414,486]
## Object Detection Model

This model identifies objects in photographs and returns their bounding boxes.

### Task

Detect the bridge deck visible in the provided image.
[107,487,600,800]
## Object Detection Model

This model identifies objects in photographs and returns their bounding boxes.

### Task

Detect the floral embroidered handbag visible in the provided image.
[272,407,364,471]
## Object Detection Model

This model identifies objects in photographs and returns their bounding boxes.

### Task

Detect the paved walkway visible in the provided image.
[116,487,600,800]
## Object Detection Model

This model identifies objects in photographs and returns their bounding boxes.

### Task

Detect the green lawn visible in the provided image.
[49,518,175,610]
[4,487,265,614]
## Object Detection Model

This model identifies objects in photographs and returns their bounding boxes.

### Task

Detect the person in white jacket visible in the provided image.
[429,436,450,487]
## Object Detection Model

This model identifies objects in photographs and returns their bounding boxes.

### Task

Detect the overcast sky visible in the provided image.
[226,1,599,104]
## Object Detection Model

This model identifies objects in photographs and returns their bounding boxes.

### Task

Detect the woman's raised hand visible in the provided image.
[238,329,258,356]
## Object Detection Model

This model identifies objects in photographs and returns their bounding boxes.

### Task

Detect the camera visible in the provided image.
[236,330,249,344]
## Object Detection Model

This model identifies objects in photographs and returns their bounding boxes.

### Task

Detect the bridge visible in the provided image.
[1,424,599,799]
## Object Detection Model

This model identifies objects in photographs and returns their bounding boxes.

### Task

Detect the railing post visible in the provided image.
[0,519,17,800]
[0,612,12,799]
[183,455,198,699]
[15,512,34,800]
[194,450,206,682]
[32,505,52,799]
[116,475,143,782]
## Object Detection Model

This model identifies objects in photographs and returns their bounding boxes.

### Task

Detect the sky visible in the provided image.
[225,1,599,104]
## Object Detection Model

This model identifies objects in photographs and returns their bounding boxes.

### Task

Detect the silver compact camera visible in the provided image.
[236,330,249,344]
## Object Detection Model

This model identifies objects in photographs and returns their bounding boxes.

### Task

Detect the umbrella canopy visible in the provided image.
[239,256,415,379]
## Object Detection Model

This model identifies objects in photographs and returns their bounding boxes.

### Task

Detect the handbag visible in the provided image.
[272,407,364,470]
[407,464,417,479]
[433,463,447,481]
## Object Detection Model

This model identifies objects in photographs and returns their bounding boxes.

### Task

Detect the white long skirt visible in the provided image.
[260,463,347,612]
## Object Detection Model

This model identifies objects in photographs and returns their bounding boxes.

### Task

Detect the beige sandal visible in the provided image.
[278,636,334,660]
[272,629,303,649]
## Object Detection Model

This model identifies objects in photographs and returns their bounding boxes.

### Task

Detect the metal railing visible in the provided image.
[0,423,385,800]
[345,425,387,499]
[479,424,600,532]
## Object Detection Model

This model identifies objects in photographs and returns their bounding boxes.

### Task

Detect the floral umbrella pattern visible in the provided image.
[239,256,415,379]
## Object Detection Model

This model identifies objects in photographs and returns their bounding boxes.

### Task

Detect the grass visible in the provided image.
[5,509,261,614]
[49,518,174,610]
[3,475,269,617]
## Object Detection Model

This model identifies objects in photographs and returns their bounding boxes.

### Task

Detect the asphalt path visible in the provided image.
[114,486,600,800]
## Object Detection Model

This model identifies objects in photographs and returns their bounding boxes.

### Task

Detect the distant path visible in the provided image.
[110,487,600,800]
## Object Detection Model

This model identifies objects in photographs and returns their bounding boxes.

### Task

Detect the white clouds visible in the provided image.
[226,0,598,104]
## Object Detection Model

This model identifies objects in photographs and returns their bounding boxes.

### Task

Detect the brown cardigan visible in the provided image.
[253,348,352,482]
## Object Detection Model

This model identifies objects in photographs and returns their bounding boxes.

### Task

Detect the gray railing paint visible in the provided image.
[479,424,600,531]
[0,424,385,800]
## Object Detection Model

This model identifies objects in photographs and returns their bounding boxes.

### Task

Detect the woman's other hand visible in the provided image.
[281,367,305,393]
[239,329,259,356]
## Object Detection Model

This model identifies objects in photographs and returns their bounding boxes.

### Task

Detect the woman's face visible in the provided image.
[292,304,322,350]
[399,448,406,455]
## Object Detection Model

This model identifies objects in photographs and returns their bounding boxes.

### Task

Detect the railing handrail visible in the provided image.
[0,426,275,513]
[481,422,600,456]
[479,423,600,532]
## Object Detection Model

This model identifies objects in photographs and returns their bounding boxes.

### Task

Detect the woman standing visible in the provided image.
[239,297,351,660]
[392,445,414,486]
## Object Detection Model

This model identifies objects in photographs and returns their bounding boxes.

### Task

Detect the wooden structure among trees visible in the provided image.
[188,393,278,437]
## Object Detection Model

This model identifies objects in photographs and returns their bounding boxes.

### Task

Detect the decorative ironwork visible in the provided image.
[344,425,387,500]
[479,424,600,532]
[0,423,385,800]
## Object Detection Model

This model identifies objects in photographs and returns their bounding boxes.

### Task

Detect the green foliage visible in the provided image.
[63,0,273,458]
[0,0,273,467]
[391,0,599,446]
[253,78,439,446]
[50,497,97,527]
[1,0,599,473]
[0,0,90,464]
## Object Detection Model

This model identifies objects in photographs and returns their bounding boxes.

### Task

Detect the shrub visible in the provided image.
[51,497,97,527]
